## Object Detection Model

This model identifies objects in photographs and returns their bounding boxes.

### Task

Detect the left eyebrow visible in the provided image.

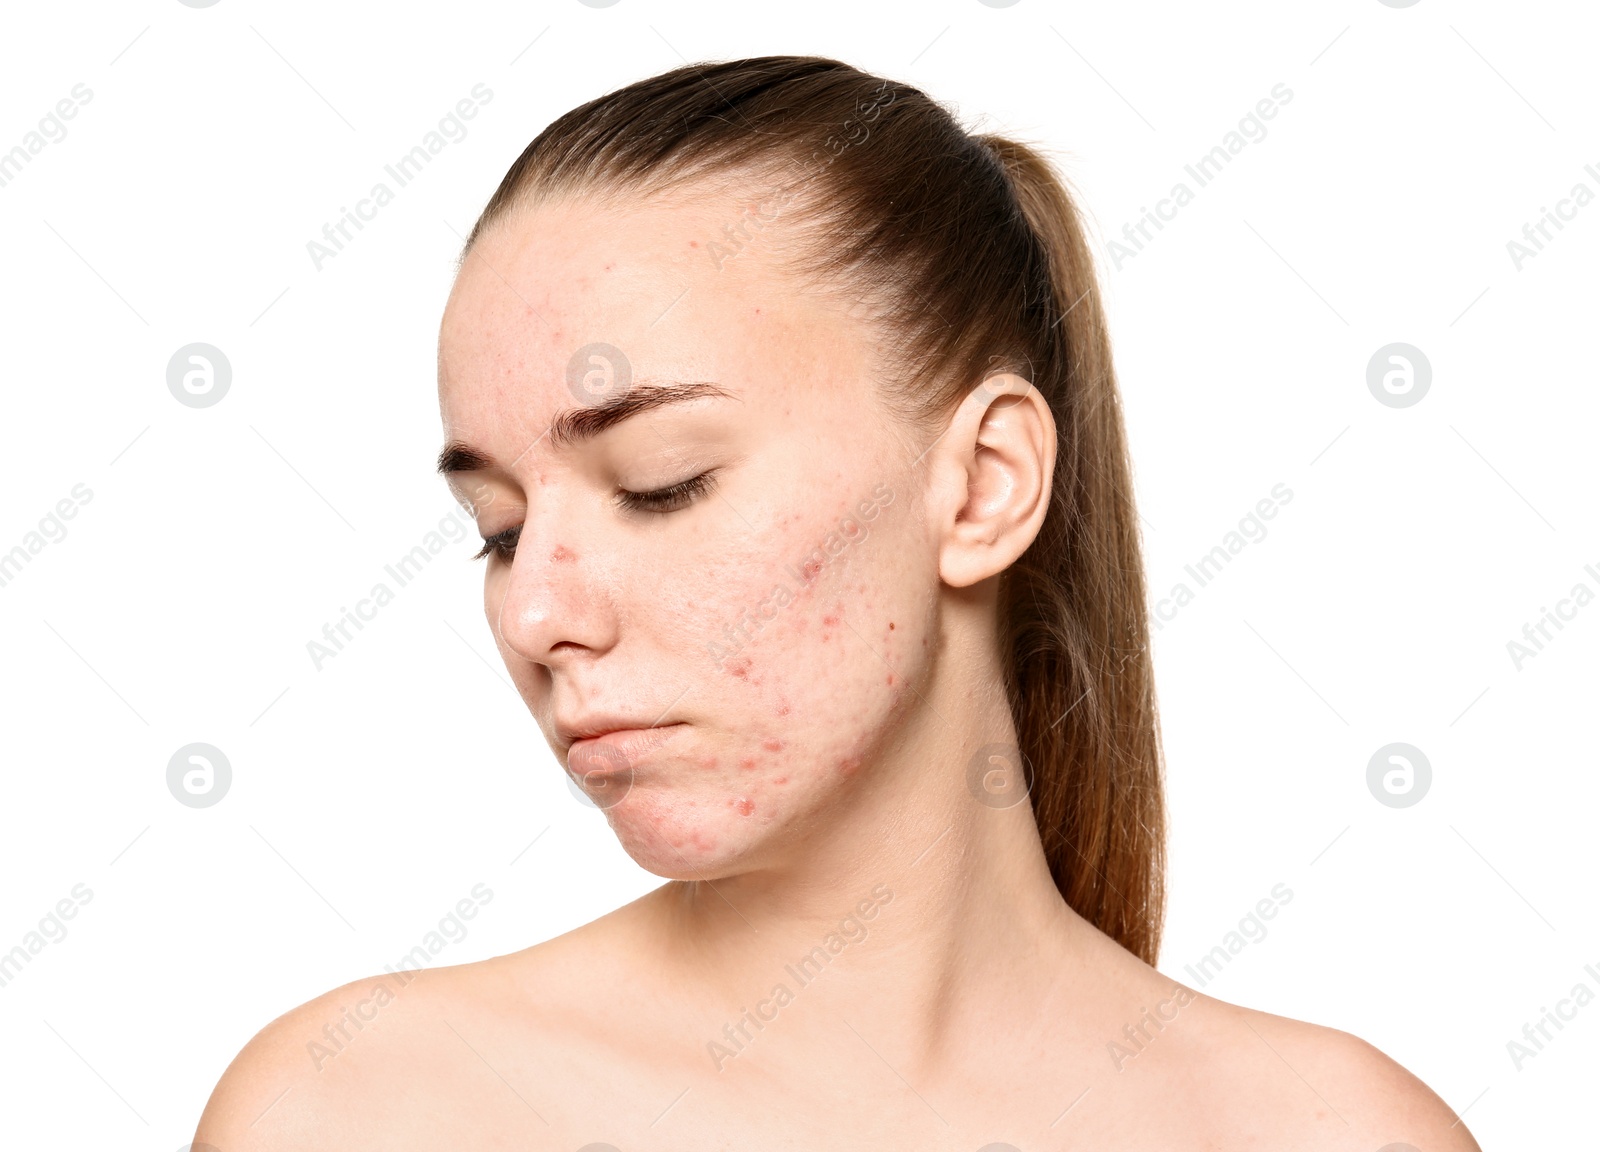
[435,378,737,475]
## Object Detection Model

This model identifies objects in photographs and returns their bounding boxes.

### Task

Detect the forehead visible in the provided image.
[437,186,849,451]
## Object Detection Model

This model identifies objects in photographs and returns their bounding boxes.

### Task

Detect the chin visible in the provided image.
[601,786,773,878]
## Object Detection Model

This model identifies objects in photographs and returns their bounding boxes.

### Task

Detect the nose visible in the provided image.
[492,499,616,667]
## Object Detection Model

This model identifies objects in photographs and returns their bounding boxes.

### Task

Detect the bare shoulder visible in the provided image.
[191,904,653,1151]
[192,966,441,1150]
[191,948,559,1151]
[1206,998,1483,1151]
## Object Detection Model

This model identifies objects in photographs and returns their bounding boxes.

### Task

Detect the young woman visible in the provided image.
[198,56,1480,1150]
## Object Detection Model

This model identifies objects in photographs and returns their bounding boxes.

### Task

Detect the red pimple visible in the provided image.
[822,614,840,627]
[837,755,862,776]
[739,755,758,771]
[762,737,783,752]
[727,657,752,679]
[774,776,788,785]
[551,544,576,563]
[886,674,895,686]
[777,703,791,717]
[734,798,755,816]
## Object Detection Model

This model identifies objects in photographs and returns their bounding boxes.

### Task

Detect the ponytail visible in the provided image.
[979,135,1166,965]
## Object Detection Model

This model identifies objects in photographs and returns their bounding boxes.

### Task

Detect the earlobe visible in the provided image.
[936,373,1056,589]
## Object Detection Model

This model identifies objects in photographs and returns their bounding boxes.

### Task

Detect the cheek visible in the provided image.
[694,507,882,690]
[663,491,928,799]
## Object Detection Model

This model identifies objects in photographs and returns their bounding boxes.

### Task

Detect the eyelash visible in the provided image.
[616,470,716,515]
[471,471,717,563]
[472,526,521,563]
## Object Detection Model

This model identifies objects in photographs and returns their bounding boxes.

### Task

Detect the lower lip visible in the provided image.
[568,724,687,771]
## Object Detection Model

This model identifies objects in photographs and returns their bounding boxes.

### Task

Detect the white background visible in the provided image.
[1,0,1594,1147]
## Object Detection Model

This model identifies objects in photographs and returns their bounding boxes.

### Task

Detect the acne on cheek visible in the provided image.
[744,602,908,786]
[689,503,913,826]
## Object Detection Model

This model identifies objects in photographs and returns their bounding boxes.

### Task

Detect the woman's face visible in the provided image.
[436,186,943,879]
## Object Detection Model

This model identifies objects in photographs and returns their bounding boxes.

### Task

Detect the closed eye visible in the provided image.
[473,525,521,563]
[471,470,718,563]
[615,469,717,515]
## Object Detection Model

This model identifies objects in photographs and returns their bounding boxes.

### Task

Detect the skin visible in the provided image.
[195,183,1482,1150]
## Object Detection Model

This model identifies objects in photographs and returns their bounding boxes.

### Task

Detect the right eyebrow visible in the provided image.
[435,378,737,475]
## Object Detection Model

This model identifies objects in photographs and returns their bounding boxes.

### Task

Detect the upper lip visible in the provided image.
[556,715,682,746]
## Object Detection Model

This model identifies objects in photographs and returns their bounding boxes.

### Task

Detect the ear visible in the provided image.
[930,373,1057,589]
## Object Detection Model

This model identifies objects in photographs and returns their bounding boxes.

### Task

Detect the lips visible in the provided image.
[566,723,687,773]
[557,712,680,744]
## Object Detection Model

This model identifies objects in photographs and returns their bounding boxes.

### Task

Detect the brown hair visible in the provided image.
[460,56,1166,964]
